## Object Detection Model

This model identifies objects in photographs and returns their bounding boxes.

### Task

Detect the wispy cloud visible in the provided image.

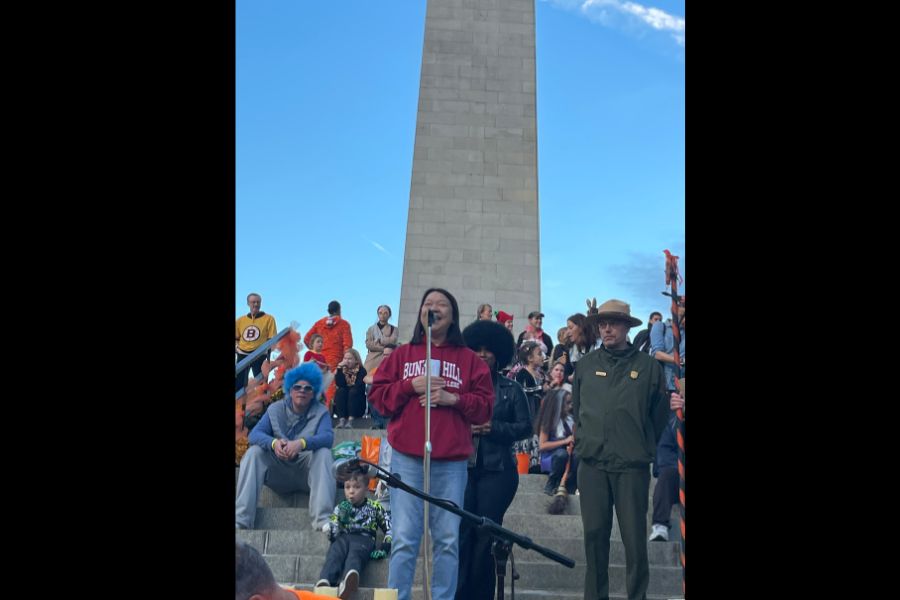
[542,0,685,46]
[364,237,393,258]
[607,245,686,311]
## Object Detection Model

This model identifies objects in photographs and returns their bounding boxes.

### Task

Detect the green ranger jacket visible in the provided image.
[572,344,669,472]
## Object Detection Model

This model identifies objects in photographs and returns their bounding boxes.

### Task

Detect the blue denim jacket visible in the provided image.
[650,320,684,391]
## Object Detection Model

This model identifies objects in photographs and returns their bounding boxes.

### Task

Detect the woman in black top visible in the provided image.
[456,320,532,600]
[333,348,367,428]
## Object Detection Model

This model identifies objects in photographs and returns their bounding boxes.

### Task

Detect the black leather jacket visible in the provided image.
[472,371,533,472]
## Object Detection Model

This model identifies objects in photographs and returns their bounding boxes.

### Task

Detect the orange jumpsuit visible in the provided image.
[304,315,353,406]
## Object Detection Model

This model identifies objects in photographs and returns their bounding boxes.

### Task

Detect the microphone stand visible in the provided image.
[356,458,575,600]
[423,308,435,600]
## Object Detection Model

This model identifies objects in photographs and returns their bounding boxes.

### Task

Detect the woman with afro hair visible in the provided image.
[455,319,532,600]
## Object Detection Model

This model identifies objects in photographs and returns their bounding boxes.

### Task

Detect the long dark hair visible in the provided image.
[410,288,466,346]
[567,313,598,351]
[535,388,570,436]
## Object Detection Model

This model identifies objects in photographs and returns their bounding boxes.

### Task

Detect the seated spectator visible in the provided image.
[334,349,367,429]
[316,470,393,599]
[535,388,578,496]
[546,360,566,391]
[236,538,334,600]
[235,362,336,532]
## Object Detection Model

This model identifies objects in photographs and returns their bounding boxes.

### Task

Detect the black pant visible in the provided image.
[545,447,578,494]
[319,532,375,585]
[334,385,367,419]
[456,466,519,600]
[235,351,268,392]
[651,466,680,526]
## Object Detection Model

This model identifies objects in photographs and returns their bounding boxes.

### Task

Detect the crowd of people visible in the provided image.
[236,289,685,600]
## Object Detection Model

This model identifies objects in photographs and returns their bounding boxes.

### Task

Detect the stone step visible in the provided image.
[238,527,679,568]
[251,504,682,545]
[246,485,682,529]
[235,474,680,515]
[246,481,584,515]
[260,552,681,596]
[289,584,677,600]
[237,459,667,499]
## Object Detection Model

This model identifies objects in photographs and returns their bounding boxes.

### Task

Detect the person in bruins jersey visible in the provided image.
[236,292,277,392]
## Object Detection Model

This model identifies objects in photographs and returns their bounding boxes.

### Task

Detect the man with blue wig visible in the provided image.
[236,362,336,531]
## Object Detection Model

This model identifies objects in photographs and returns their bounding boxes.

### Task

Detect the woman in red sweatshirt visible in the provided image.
[369,288,494,600]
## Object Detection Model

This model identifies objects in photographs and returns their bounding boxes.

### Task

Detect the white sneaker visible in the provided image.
[338,569,359,599]
[649,523,669,542]
[314,579,330,589]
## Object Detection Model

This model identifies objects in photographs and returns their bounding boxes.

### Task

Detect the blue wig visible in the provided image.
[282,362,324,397]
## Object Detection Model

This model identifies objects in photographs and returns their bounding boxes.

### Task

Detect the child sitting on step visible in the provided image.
[315,470,392,599]
[535,388,578,496]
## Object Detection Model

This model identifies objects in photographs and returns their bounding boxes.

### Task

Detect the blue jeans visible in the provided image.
[365,383,388,428]
[388,450,468,600]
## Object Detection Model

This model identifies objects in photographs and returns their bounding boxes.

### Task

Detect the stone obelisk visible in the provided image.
[398,0,540,341]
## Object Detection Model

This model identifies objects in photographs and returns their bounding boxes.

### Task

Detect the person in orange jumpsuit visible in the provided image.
[304,300,353,408]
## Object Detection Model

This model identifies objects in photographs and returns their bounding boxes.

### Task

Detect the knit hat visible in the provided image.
[495,310,514,325]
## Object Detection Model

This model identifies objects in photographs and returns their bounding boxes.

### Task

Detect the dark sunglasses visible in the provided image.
[597,319,626,329]
[291,384,314,393]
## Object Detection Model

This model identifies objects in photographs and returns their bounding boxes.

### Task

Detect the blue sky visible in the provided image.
[236,0,684,348]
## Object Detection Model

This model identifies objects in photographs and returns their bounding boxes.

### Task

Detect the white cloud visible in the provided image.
[371,241,391,256]
[543,0,685,46]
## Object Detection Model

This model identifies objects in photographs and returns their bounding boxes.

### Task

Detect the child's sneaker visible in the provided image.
[648,523,669,542]
[338,569,359,599]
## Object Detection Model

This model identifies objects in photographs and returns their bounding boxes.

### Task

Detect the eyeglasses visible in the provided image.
[597,319,626,329]
[291,384,314,393]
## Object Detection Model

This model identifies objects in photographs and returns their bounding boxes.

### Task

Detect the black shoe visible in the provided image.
[338,569,359,599]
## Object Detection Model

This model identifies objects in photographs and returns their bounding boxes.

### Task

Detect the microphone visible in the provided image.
[427,309,436,326]
[332,456,369,482]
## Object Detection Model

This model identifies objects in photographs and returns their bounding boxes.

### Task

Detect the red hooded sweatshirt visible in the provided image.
[369,342,494,461]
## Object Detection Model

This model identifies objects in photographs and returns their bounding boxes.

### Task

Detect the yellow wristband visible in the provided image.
[271,439,278,450]
[300,438,307,450]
